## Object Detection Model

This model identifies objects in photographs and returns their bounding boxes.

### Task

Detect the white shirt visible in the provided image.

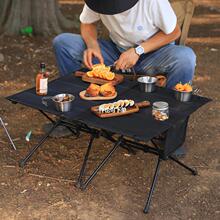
[80,0,177,49]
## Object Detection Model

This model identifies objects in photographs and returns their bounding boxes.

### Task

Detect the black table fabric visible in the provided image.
[7,74,210,158]
[7,75,136,118]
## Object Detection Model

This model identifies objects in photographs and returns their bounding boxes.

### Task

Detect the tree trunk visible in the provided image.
[0,0,73,36]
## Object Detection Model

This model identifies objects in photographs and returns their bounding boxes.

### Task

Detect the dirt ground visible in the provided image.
[0,1,220,220]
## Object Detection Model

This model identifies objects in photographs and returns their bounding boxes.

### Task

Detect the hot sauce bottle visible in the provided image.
[36,63,48,96]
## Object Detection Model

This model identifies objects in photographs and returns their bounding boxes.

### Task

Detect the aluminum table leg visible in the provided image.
[80,135,123,190]
[143,157,162,213]
[19,120,61,168]
[169,156,198,175]
[76,134,96,188]
[143,155,197,213]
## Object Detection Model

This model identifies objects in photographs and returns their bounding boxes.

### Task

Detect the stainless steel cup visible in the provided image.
[42,94,75,112]
[137,76,157,92]
[52,94,75,112]
[174,90,192,102]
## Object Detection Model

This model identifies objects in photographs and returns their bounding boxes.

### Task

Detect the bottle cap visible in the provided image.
[40,63,46,69]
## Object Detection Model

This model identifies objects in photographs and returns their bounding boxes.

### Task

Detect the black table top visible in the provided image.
[7,74,210,142]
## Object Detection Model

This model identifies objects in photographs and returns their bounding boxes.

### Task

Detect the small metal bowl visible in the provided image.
[174,90,192,102]
[42,94,75,112]
[137,76,157,93]
[52,94,75,112]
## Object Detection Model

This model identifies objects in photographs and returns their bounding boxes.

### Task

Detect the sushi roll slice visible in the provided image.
[98,104,105,113]
[129,99,135,107]
[103,104,111,113]
[113,101,121,110]
[117,107,123,113]
[118,100,125,107]
[121,107,127,113]
[105,109,111,114]
[124,100,130,107]
[109,103,115,113]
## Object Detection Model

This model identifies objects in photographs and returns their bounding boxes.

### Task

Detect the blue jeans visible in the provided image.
[53,33,196,88]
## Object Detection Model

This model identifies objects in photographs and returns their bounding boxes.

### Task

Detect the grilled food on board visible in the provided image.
[87,64,115,81]
[86,83,116,97]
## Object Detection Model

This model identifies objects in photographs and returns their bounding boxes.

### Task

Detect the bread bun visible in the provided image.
[86,83,100,97]
[100,83,116,97]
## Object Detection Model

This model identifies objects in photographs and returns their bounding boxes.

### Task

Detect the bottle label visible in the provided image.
[39,78,48,94]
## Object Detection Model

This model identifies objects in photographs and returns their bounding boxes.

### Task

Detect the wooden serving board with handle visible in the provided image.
[91,101,151,118]
[75,71,124,86]
[79,90,117,101]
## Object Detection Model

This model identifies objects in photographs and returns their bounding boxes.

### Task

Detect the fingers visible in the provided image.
[115,48,139,71]
[115,59,132,70]
[83,51,91,69]
[120,62,127,70]
[125,63,133,69]
[87,50,93,69]
[83,50,93,69]
[83,49,104,69]
[93,51,104,64]
[115,53,130,70]
[115,59,123,70]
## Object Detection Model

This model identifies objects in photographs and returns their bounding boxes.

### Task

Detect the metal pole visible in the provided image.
[19,120,61,167]
[143,157,162,213]
[169,156,198,175]
[81,135,123,190]
[76,133,96,188]
[0,117,16,150]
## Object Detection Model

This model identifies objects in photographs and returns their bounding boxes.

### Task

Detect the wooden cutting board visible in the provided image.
[79,90,117,101]
[91,101,151,118]
[75,71,124,85]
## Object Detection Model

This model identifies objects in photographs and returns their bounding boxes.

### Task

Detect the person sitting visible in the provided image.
[52,0,196,156]
[53,0,196,89]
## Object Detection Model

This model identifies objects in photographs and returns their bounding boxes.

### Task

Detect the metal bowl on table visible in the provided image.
[137,76,158,93]
[174,90,192,102]
[52,94,75,112]
[42,93,75,112]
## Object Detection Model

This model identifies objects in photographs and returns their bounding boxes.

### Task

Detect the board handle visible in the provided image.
[75,71,86,77]
[136,101,151,108]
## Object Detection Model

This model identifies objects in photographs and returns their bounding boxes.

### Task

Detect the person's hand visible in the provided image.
[115,48,139,70]
[83,47,104,69]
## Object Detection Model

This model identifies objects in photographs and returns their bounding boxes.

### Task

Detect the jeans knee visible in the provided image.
[185,47,196,68]
[177,47,196,70]
[53,33,66,50]
[53,33,84,51]
[166,47,196,87]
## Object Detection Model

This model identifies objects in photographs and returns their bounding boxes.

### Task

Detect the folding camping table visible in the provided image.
[7,73,210,213]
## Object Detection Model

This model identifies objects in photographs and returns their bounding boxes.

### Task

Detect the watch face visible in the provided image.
[136,46,144,55]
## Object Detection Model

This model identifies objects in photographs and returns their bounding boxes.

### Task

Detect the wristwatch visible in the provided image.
[135,45,145,56]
